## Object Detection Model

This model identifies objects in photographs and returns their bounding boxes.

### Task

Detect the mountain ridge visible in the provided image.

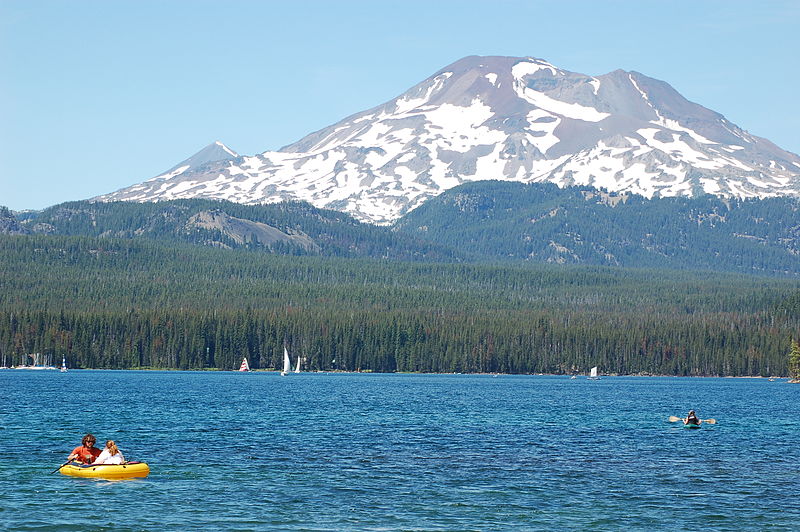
[6,199,459,261]
[94,55,800,224]
[7,181,800,276]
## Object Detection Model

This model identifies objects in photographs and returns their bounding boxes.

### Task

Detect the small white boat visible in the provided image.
[588,366,600,380]
[239,357,250,372]
[294,356,301,374]
[281,348,291,376]
[60,356,67,373]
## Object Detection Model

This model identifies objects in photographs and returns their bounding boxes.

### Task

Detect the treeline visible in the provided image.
[1,234,798,375]
[0,307,791,376]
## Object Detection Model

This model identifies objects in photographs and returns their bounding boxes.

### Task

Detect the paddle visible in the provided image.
[51,458,73,474]
[668,415,716,424]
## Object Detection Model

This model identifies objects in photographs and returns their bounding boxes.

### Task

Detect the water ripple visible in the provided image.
[1,372,799,530]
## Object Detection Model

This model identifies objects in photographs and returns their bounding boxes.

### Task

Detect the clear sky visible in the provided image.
[1,0,798,211]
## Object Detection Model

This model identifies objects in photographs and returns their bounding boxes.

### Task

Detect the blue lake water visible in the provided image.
[1,371,799,530]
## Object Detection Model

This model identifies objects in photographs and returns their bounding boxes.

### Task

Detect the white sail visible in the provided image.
[239,357,250,372]
[589,366,599,379]
[60,356,67,372]
[294,356,301,373]
[281,348,291,376]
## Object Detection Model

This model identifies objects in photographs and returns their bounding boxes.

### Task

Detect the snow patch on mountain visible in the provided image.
[94,56,800,224]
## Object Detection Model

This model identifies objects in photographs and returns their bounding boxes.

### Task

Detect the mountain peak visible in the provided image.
[166,141,239,174]
[94,55,800,224]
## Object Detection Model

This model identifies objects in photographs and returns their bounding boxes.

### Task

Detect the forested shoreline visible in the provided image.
[2,234,798,375]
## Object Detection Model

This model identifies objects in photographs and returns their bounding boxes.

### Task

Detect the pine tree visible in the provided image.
[789,339,800,381]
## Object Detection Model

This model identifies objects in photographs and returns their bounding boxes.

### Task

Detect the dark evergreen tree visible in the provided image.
[789,339,800,381]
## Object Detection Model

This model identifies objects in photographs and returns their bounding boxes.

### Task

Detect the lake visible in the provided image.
[1,371,798,530]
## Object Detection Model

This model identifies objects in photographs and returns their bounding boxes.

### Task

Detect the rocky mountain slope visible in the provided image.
[0,207,27,234]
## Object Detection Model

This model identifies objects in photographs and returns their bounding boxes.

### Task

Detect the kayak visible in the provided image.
[683,423,701,429]
[59,461,150,479]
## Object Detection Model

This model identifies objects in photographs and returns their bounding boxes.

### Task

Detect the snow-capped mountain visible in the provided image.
[95,55,800,224]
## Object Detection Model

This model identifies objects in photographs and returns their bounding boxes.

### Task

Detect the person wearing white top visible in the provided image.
[94,440,126,464]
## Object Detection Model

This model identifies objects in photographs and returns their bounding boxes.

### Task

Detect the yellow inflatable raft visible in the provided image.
[59,461,150,479]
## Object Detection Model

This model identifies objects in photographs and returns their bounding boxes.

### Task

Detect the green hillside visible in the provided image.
[14,199,459,261]
[7,184,800,276]
[395,181,800,275]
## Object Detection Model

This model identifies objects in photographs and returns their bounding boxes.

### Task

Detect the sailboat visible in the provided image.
[60,356,67,373]
[239,357,250,372]
[281,348,291,376]
[294,356,301,374]
[588,366,599,380]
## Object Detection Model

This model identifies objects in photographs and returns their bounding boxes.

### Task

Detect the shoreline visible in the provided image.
[1,367,791,379]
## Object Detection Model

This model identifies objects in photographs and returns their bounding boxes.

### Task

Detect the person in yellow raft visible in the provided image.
[67,433,102,464]
[94,440,126,464]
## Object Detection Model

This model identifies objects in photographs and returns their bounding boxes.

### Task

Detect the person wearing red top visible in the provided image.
[68,433,102,464]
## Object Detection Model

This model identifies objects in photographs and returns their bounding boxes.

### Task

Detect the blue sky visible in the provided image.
[2,0,798,211]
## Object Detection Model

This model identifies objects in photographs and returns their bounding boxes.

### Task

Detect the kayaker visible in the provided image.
[684,410,701,425]
[67,433,102,464]
[94,440,125,465]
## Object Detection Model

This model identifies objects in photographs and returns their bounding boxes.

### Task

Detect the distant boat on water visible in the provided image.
[281,348,291,376]
[239,357,250,372]
[60,356,67,372]
[588,366,600,380]
[294,356,301,374]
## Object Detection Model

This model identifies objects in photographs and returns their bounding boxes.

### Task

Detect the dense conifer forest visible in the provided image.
[396,181,800,275]
[2,234,798,375]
